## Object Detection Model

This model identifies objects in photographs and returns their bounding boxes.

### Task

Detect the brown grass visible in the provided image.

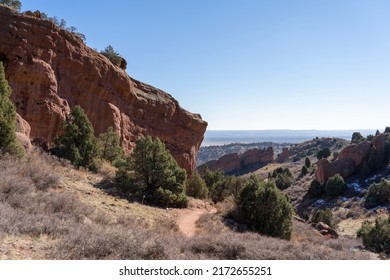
[0,150,376,260]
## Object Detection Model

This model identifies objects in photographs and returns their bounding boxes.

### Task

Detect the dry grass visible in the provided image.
[0,150,377,260]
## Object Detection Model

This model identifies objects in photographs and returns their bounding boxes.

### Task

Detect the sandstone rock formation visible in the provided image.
[315,135,390,183]
[15,113,32,151]
[0,6,207,174]
[198,147,274,174]
[338,141,371,169]
[276,147,289,163]
[315,158,355,184]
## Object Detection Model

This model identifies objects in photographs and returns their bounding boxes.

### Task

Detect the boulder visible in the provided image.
[338,141,371,169]
[315,158,355,184]
[314,222,339,239]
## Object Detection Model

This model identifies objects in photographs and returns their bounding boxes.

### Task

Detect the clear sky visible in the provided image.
[21,0,390,130]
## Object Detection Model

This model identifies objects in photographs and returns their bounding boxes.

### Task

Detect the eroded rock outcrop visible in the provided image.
[315,134,390,183]
[198,147,274,174]
[0,6,207,173]
[315,158,355,184]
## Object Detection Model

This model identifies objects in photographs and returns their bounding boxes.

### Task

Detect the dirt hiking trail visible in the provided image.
[173,201,217,237]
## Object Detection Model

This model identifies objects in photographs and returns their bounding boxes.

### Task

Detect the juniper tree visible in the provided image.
[54,105,99,170]
[129,136,188,208]
[98,126,125,166]
[0,62,23,156]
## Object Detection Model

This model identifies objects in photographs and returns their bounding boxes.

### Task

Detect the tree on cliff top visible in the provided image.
[0,0,21,12]
[100,45,123,67]
[54,105,99,171]
[0,61,23,156]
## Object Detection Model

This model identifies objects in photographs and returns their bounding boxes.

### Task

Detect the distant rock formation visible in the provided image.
[0,6,207,174]
[198,147,274,174]
[276,147,289,163]
[315,134,390,183]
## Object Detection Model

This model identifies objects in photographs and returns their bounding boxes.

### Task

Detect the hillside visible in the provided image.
[0,150,376,260]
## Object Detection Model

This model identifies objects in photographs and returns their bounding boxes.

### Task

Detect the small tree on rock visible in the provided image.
[0,62,23,156]
[351,132,365,144]
[54,105,99,170]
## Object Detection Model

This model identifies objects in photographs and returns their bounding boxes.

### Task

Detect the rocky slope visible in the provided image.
[0,6,207,173]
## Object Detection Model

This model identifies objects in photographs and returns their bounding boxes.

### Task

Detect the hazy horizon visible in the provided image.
[202,129,377,146]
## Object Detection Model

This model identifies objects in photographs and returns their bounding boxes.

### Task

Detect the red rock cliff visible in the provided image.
[0,6,207,173]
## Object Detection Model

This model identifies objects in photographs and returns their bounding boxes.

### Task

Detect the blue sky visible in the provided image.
[22,0,390,130]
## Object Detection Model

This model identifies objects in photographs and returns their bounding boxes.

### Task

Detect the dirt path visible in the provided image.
[174,205,217,237]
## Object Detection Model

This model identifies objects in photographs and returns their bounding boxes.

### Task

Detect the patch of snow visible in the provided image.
[313,199,326,207]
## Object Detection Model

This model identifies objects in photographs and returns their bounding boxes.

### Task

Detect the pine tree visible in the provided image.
[305,157,311,168]
[368,146,382,171]
[129,136,188,208]
[98,126,125,166]
[54,105,99,170]
[0,62,23,156]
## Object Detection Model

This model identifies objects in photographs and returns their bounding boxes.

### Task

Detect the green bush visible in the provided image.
[100,45,125,68]
[305,157,311,168]
[186,172,208,199]
[301,165,308,176]
[324,174,346,197]
[53,106,100,171]
[270,167,293,190]
[368,146,382,171]
[312,208,334,227]
[0,62,23,157]
[357,216,390,253]
[383,138,390,164]
[237,176,293,240]
[98,127,125,167]
[201,167,244,203]
[129,136,187,208]
[307,180,324,198]
[364,179,390,208]
[385,127,390,133]
[317,148,331,160]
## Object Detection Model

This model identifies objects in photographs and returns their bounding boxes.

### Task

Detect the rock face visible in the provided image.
[276,147,289,163]
[15,113,32,151]
[0,6,207,174]
[315,158,355,184]
[315,135,390,183]
[198,147,274,174]
[338,141,371,169]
